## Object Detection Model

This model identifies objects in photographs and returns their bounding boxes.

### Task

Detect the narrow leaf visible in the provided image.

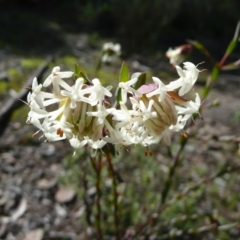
[115,86,122,104]
[115,62,130,104]
[74,64,90,83]
[133,72,147,90]
[222,59,240,70]
[74,64,81,75]
[233,21,240,41]
[119,62,129,83]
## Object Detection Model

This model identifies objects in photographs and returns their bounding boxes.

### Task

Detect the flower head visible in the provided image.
[166,44,192,66]
[26,62,201,150]
[102,42,121,63]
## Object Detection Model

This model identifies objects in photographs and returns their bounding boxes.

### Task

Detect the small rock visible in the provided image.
[55,203,67,217]
[50,163,64,174]
[1,152,15,164]
[25,228,44,240]
[55,186,76,203]
[41,198,52,206]
[37,179,57,190]
[40,143,56,157]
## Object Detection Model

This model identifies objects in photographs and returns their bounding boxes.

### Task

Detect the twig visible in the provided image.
[0,56,54,137]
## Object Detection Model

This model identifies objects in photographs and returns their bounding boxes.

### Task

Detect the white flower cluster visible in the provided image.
[102,42,121,63]
[26,62,201,150]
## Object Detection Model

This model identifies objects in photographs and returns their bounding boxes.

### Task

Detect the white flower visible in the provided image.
[87,104,114,125]
[80,78,112,106]
[27,69,113,149]
[43,66,74,88]
[119,77,142,104]
[146,77,168,102]
[166,44,192,65]
[61,78,84,109]
[167,62,200,96]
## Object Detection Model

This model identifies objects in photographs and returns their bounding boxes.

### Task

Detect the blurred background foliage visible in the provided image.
[0,0,240,55]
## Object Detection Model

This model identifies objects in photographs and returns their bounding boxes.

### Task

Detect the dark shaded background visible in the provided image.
[0,0,240,56]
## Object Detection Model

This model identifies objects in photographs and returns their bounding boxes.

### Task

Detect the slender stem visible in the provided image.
[161,136,187,205]
[105,152,121,240]
[90,154,103,240]
[82,172,93,227]
[202,65,220,99]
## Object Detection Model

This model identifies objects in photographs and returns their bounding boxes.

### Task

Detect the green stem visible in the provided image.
[161,136,187,205]
[105,152,121,240]
[90,154,103,240]
[202,65,220,99]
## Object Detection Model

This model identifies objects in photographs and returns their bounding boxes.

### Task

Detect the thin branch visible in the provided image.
[161,136,187,205]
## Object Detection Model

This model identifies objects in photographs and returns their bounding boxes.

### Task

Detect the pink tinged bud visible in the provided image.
[137,84,158,94]
[180,44,193,55]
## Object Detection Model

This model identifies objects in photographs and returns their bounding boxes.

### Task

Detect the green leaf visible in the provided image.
[74,64,81,75]
[115,86,122,104]
[74,64,90,83]
[133,72,147,90]
[233,21,240,41]
[115,62,130,103]
[79,72,90,83]
[119,62,129,83]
